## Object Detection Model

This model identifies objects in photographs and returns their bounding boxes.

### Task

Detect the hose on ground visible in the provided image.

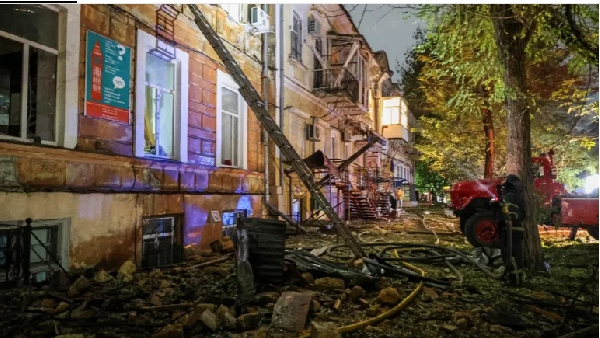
[328,242,504,280]
[297,249,424,338]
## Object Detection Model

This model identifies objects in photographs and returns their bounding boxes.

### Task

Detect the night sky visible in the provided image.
[345,4,424,83]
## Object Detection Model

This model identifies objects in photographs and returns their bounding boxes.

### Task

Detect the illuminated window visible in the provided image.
[382,97,400,125]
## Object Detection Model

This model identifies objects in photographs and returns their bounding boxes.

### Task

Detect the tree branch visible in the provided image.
[564,5,598,63]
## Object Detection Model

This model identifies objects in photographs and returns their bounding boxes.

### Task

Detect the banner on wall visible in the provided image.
[85,31,131,124]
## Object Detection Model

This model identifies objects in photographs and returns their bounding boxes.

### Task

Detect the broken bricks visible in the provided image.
[314,277,345,291]
[271,292,312,331]
[310,321,342,338]
[377,287,400,305]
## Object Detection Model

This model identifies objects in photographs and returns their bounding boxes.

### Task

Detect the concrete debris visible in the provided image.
[301,272,315,285]
[237,312,261,331]
[255,291,280,305]
[311,299,321,313]
[271,292,312,331]
[94,270,115,283]
[117,260,136,282]
[68,275,92,297]
[314,277,345,291]
[211,237,234,253]
[377,287,400,305]
[333,299,342,312]
[71,302,94,319]
[350,285,367,301]
[152,323,184,338]
[201,309,219,331]
[366,304,381,317]
[310,321,342,338]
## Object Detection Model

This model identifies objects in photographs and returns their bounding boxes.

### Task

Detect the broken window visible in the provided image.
[0,5,58,143]
[142,216,183,268]
[291,12,303,62]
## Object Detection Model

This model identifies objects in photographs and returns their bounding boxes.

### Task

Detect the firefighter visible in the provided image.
[396,186,405,213]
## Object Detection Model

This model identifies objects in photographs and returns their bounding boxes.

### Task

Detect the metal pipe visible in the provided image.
[263,4,269,205]
[278,3,286,214]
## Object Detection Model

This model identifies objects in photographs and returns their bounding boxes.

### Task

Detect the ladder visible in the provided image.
[188,5,366,258]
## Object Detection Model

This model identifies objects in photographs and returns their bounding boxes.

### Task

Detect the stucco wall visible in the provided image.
[0,192,261,270]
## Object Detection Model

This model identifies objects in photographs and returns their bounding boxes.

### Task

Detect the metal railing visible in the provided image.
[313,68,360,103]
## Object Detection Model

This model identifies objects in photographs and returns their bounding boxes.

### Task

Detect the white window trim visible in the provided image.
[216,69,248,170]
[135,29,188,162]
[0,4,80,149]
[0,218,70,278]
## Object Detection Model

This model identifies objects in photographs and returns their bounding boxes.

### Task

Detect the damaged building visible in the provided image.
[0,4,419,285]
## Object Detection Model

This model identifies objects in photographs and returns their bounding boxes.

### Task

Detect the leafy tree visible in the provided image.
[399,4,598,268]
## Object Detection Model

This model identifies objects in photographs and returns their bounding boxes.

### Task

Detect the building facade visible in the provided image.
[0,4,420,283]
[0,4,266,280]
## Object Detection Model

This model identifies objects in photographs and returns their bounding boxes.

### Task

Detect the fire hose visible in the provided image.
[297,249,424,338]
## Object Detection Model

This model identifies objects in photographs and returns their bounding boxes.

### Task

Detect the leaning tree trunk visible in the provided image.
[482,103,495,179]
[491,4,544,269]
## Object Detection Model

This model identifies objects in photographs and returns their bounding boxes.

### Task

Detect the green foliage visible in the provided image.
[415,160,447,192]
[399,4,599,187]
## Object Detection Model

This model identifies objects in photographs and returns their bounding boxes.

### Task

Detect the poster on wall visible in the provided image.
[85,31,131,124]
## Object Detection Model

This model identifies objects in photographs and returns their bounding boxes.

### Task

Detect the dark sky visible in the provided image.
[345,4,424,83]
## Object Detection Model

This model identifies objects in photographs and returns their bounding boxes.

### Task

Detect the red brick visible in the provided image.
[190,76,216,93]
[94,164,121,188]
[188,127,215,141]
[109,16,135,48]
[79,116,133,143]
[77,137,133,157]
[188,137,202,154]
[180,170,195,191]
[82,5,110,36]
[188,111,203,128]
[190,52,216,69]
[189,86,203,103]
[163,168,180,191]
[188,153,215,167]
[202,64,217,83]
[203,89,216,108]
[201,140,215,155]
[28,159,66,187]
[189,100,216,117]
[202,115,216,131]
[194,169,209,191]
[189,58,204,78]
[66,162,95,188]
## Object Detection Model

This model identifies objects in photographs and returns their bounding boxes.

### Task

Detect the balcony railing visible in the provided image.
[313,68,359,103]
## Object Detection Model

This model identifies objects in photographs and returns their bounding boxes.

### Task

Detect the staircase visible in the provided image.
[348,190,378,220]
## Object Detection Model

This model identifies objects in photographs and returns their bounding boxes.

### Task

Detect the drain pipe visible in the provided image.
[278,3,286,214]
[263,4,269,207]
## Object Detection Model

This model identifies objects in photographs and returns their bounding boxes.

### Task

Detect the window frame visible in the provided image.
[135,29,188,162]
[0,218,70,284]
[291,11,303,62]
[216,69,248,169]
[0,4,80,148]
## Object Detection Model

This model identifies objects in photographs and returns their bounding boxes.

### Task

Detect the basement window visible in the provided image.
[0,218,69,286]
[141,216,183,268]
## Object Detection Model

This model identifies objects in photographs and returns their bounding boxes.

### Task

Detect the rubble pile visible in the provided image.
[0,207,597,338]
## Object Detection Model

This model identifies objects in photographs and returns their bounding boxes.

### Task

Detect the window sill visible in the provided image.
[288,56,307,70]
[142,154,179,163]
[0,136,59,148]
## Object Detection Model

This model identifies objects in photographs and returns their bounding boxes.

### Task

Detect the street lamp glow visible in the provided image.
[585,174,599,194]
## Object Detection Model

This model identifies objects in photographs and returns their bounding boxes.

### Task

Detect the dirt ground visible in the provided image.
[1,206,598,338]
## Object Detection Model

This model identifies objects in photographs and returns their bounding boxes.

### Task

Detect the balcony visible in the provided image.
[382,124,410,142]
[313,68,360,108]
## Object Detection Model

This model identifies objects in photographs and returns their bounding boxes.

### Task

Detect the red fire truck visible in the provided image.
[448,151,599,247]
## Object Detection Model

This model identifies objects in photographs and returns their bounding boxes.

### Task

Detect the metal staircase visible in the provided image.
[188,5,366,258]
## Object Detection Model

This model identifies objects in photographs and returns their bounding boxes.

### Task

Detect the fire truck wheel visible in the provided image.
[464,211,502,248]
[586,226,599,240]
